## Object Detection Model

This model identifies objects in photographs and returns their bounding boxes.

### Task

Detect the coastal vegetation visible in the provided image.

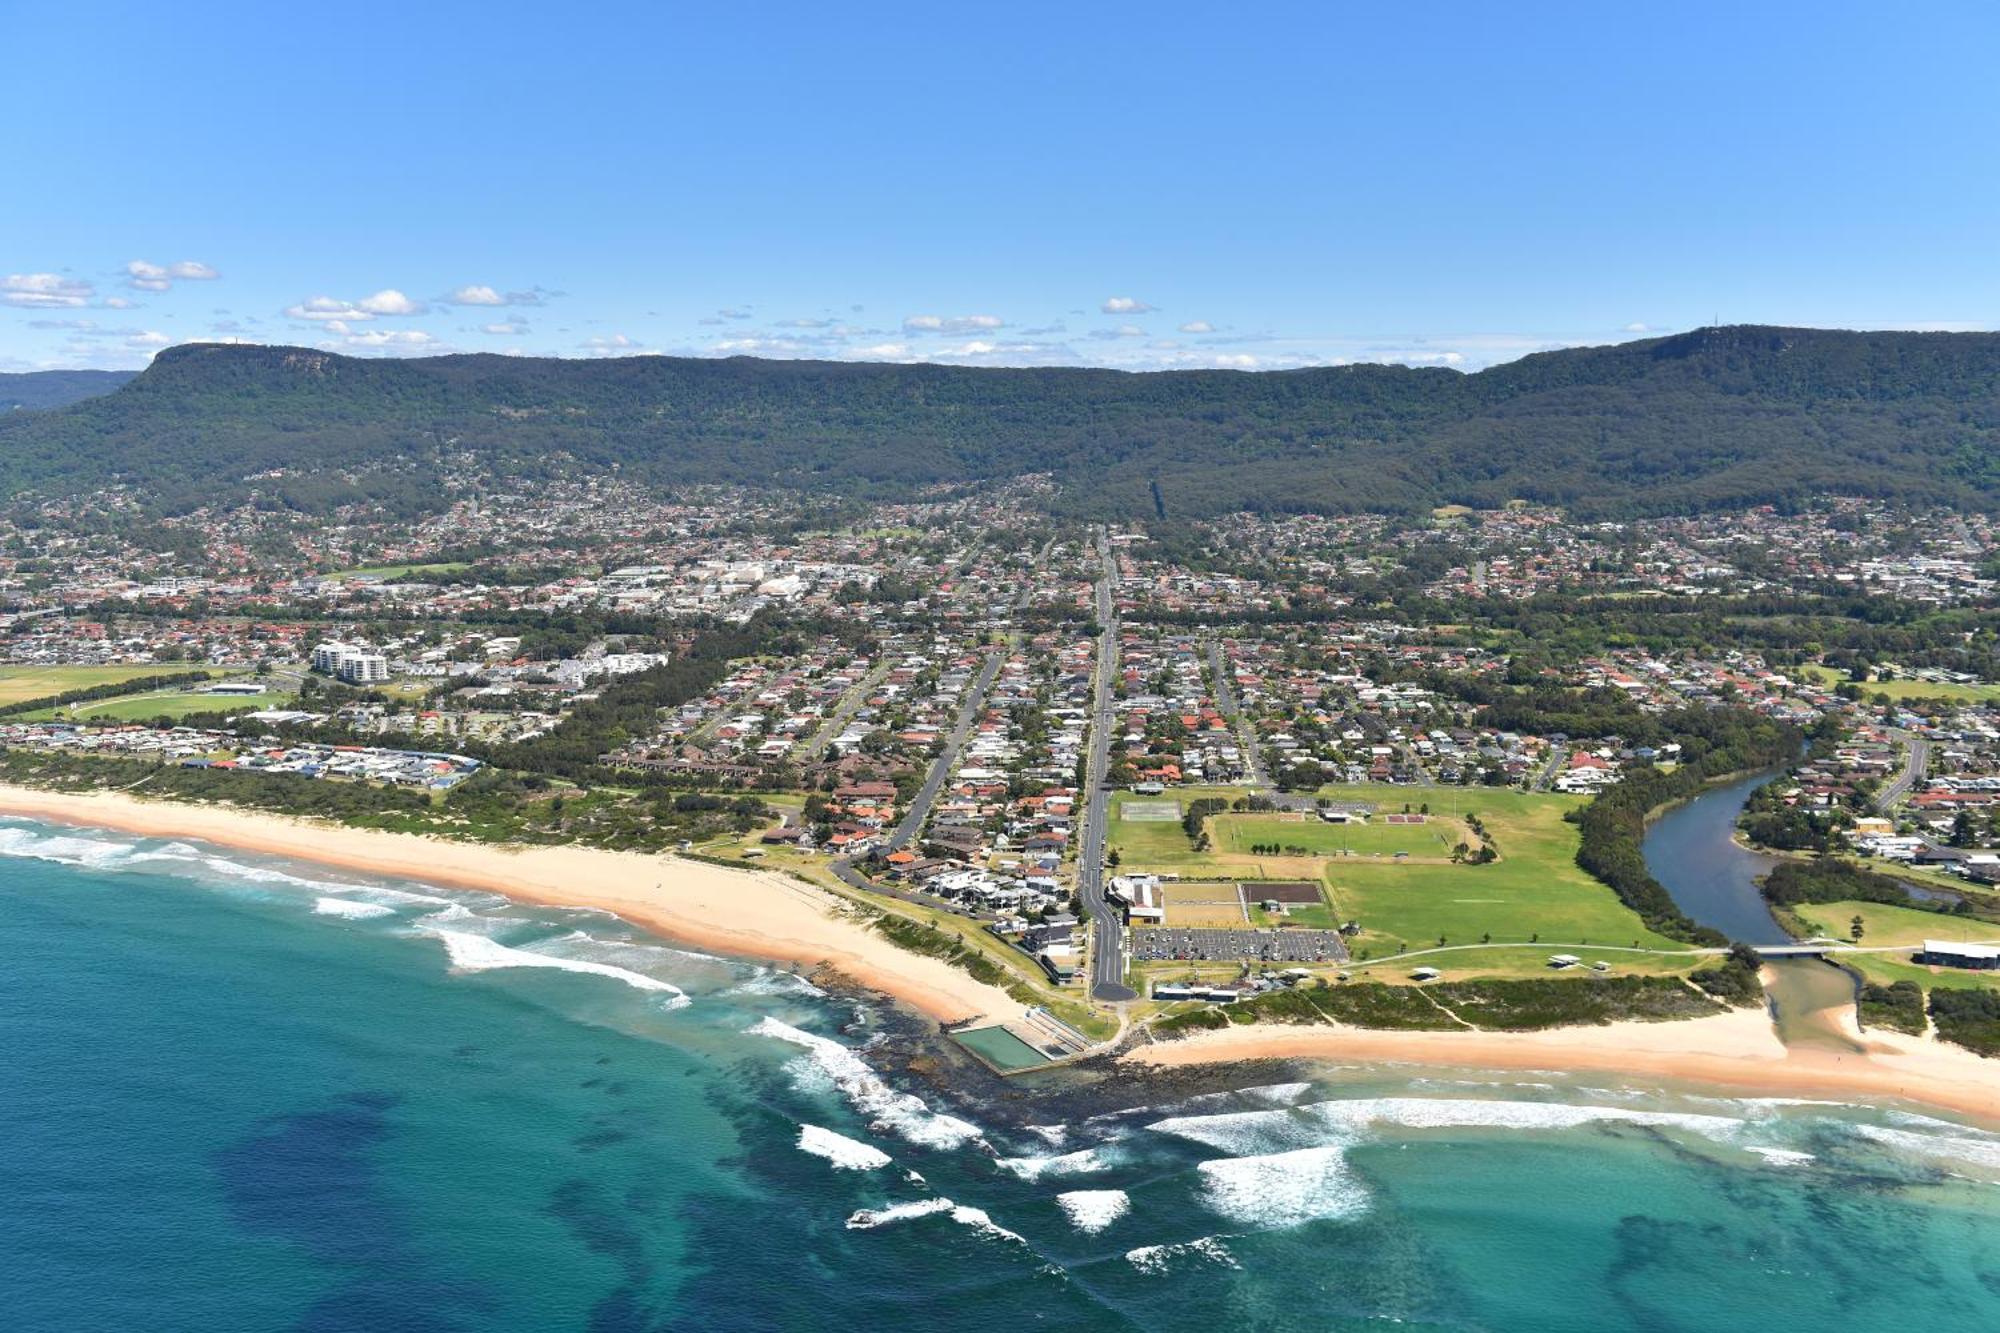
[1152,971,1725,1037]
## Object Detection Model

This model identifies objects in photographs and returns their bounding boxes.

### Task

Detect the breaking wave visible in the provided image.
[1125,1236,1238,1275]
[1196,1145,1370,1228]
[994,1147,1114,1182]
[1055,1189,1129,1234]
[312,896,395,919]
[748,1017,984,1151]
[424,926,691,1008]
[845,1196,1024,1244]
[797,1124,891,1171]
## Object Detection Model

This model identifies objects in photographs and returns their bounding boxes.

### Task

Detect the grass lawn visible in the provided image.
[1793,900,2000,994]
[324,561,471,581]
[0,665,217,706]
[1113,783,1691,965]
[1795,664,2000,705]
[30,689,295,723]
[1217,810,1465,860]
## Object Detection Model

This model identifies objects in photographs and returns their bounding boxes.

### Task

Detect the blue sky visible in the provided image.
[5,1,1999,372]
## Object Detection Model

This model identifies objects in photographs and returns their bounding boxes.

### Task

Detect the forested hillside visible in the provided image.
[0,369,135,413]
[1,327,1996,518]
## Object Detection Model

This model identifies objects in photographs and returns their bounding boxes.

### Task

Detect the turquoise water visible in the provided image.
[3,819,2000,1330]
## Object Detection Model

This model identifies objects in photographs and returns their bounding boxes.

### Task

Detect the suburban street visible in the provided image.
[1205,636,1268,790]
[1078,531,1137,1002]
[1876,730,1930,812]
[882,647,1007,852]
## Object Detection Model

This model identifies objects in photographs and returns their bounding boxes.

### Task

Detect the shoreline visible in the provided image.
[0,783,1020,1028]
[5,782,1999,1126]
[1127,1001,2000,1126]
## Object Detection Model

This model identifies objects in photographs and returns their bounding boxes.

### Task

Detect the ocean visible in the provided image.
[3,816,1999,1332]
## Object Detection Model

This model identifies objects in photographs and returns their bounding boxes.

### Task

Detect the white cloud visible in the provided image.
[480,320,528,336]
[1088,323,1148,340]
[3,273,94,308]
[1101,296,1154,314]
[100,295,137,309]
[334,328,437,350]
[580,333,655,356]
[126,261,171,292]
[1178,320,1215,334]
[357,288,422,315]
[445,284,505,305]
[850,342,912,359]
[902,313,1004,334]
[1621,322,1651,333]
[285,288,425,323]
[126,331,173,349]
[125,259,219,291]
[287,296,368,322]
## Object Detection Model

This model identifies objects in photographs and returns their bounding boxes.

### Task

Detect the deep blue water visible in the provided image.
[3,819,2000,1331]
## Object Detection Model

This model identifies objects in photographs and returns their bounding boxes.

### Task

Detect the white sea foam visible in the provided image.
[1054,1189,1129,1234]
[1125,1236,1238,1274]
[1745,1147,1817,1167]
[747,1017,984,1151]
[994,1147,1114,1182]
[1024,1123,1069,1147]
[1848,1124,2000,1175]
[1301,1097,1744,1141]
[1241,1081,1315,1105]
[1146,1106,1344,1156]
[845,1197,1023,1244]
[426,928,691,1008]
[312,896,394,919]
[1150,1095,1749,1161]
[0,827,135,868]
[797,1124,892,1171]
[729,970,827,998]
[1197,1145,1370,1228]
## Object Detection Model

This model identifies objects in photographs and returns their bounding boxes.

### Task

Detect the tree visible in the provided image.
[1850,914,1866,942]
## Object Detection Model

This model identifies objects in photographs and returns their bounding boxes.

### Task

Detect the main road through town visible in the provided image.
[1079,530,1138,1002]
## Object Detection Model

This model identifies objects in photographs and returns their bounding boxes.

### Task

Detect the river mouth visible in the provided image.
[1640,768,1860,1042]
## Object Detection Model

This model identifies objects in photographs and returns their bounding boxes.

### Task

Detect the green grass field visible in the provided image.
[32,689,297,723]
[1111,784,1694,966]
[1216,811,1464,859]
[0,665,218,706]
[1796,665,2000,705]
[1793,900,2000,993]
[324,561,471,581]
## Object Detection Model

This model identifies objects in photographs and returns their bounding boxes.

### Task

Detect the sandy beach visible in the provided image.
[1129,1001,2000,1125]
[6,781,2000,1125]
[0,783,1019,1027]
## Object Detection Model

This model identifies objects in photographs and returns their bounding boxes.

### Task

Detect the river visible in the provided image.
[1640,768,1861,1045]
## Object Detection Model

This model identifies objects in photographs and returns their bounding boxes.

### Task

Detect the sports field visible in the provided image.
[33,689,296,723]
[1215,811,1464,859]
[0,665,218,707]
[1108,783,1695,963]
[1161,881,1247,927]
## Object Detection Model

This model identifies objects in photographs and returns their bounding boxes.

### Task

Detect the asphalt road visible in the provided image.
[1078,533,1137,1002]
[1205,637,1268,790]
[1875,730,1930,811]
[883,647,1005,853]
